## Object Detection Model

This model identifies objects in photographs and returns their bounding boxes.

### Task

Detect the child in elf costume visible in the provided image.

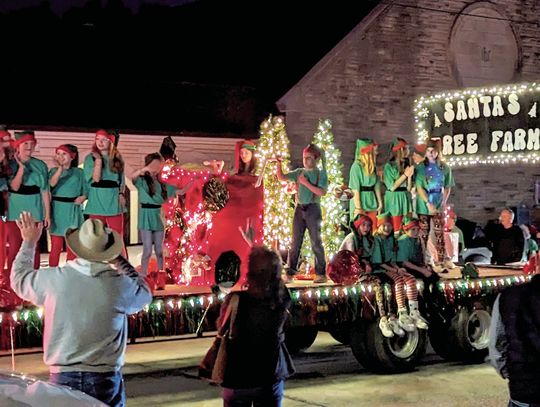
[0,126,11,280]
[275,144,328,283]
[6,131,50,272]
[339,214,395,337]
[372,213,428,331]
[84,129,126,256]
[415,138,455,271]
[48,144,86,266]
[348,139,383,227]
[383,138,414,233]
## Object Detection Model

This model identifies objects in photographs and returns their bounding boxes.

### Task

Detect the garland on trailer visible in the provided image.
[0,274,529,351]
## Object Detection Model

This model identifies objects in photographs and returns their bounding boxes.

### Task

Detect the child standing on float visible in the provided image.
[274,144,328,283]
[0,126,12,279]
[372,213,427,331]
[415,138,455,270]
[83,129,126,255]
[383,138,414,233]
[6,131,50,271]
[348,139,382,227]
[130,153,167,276]
[48,144,86,267]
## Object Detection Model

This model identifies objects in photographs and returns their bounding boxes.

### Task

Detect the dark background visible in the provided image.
[0,0,379,136]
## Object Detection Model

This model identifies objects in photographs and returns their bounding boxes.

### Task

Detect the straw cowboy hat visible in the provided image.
[66,219,123,262]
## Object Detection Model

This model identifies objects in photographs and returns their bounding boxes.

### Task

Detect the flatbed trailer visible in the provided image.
[2,265,529,374]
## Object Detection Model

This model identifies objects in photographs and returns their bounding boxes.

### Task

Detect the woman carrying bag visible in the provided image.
[201,246,295,407]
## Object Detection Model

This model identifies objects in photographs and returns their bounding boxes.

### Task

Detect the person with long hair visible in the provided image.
[234,140,257,175]
[372,213,428,332]
[383,137,414,233]
[275,143,328,283]
[83,129,126,254]
[129,153,167,276]
[348,138,382,227]
[219,246,295,406]
[339,215,394,337]
[415,138,455,271]
[48,144,86,266]
[6,131,49,272]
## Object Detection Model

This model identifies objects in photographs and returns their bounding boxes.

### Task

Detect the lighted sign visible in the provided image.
[414,82,540,166]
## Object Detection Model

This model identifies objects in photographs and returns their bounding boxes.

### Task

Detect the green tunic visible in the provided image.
[383,162,412,216]
[415,161,454,215]
[348,162,380,219]
[134,176,165,231]
[49,168,85,236]
[285,168,328,205]
[83,154,124,216]
[397,235,423,265]
[372,234,398,265]
[8,157,49,221]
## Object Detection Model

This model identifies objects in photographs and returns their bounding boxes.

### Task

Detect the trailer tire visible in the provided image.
[429,302,491,363]
[350,318,427,373]
[328,324,351,345]
[285,326,318,354]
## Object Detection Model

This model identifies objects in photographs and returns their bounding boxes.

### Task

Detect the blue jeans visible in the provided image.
[287,203,326,276]
[50,370,125,407]
[140,229,164,276]
[223,381,284,407]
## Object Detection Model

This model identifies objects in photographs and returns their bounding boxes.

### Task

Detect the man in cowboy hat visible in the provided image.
[10,212,152,407]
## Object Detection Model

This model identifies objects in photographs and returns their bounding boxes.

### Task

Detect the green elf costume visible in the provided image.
[6,131,49,271]
[48,144,86,267]
[348,138,382,227]
[383,138,413,233]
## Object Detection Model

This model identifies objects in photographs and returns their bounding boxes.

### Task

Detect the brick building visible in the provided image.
[277,0,540,225]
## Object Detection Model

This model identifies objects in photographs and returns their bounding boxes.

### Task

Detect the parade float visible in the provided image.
[1,84,539,374]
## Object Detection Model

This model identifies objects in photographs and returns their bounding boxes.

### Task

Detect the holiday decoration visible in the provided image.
[202,177,229,213]
[414,81,540,166]
[327,250,362,285]
[255,114,294,250]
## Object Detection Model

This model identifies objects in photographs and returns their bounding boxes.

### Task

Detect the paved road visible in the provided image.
[125,332,509,407]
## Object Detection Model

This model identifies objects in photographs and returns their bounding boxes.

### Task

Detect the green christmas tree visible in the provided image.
[256,115,294,250]
[301,119,346,262]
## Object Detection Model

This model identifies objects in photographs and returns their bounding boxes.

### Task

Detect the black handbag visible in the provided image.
[198,293,240,384]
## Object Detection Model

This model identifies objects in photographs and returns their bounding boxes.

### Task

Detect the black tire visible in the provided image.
[328,323,351,345]
[285,326,318,354]
[429,301,491,363]
[350,318,427,374]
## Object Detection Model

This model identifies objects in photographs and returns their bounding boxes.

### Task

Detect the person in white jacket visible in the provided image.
[11,212,152,407]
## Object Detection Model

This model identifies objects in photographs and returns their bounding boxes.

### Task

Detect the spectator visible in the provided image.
[521,224,539,260]
[10,213,152,407]
[489,208,525,265]
[489,274,540,407]
[220,246,295,406]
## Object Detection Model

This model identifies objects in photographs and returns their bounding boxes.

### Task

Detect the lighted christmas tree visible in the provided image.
[301,119,346,261]
[256,115,294,250]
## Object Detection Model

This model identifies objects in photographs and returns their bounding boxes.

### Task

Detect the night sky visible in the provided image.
[0,0,378,135]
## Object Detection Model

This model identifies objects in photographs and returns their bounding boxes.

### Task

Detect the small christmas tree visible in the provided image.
[256,115,294,250]
[301,119,346,262]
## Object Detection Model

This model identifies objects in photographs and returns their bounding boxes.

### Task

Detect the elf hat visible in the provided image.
[413,143,427,155]
[95,129,117,146]
[391,137,408,152]
[12,131,36,148]
[376,212,392,228]
[427,137,442,152]
[353,214,372,231]
[355,138,377,158]
[402,217,420,231]
[234,139,257,171]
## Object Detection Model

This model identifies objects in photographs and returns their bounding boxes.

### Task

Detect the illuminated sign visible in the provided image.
[414,82,540,166]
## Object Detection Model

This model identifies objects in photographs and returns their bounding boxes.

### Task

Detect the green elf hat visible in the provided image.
[355,138,377,158]
[240,140,256,151]
[13,130,36,148]
[376,212,393,228]
[391,137,408,152]
[402,216,420,231]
